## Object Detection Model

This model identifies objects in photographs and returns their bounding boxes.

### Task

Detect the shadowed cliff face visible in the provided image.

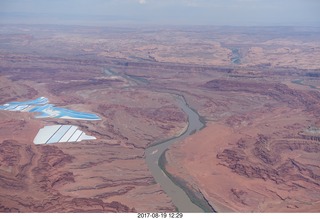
[0,140,136,213]
[217,138,320,186]
[203,79,320,114]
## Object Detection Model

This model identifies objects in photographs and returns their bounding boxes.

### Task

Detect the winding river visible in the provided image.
[107,69,210,212]
[145,95,206,212]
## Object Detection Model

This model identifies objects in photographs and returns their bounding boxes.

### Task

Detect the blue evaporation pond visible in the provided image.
[0,97,48,110]
[29,104,53,113]
[9,97,48,106]
[0,97,101,121]
[52,107,101,120]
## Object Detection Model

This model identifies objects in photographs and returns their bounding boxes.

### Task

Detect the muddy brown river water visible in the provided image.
[145,95,207,212]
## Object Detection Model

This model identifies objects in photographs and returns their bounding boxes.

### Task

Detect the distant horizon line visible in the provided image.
[1,11,319,28]
[1,22,320,29]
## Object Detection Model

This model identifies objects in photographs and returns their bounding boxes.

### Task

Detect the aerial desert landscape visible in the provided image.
[0,23,319,213]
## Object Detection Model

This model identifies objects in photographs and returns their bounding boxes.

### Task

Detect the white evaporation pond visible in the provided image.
[59,126,78,143]
[33,125,96,145]
[79,134,97,141]
[68,130,83,142]
[33,125,62,144]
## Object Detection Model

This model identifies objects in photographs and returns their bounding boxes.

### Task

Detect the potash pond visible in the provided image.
[33,125,96,145]
[1,97,99,144]
[0,97,101,120]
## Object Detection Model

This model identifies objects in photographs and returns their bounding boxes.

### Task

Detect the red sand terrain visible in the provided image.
[0,24,320,212]
[165,80,320,212]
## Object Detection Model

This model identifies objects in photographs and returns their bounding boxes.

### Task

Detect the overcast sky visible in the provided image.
[0,0,319,26]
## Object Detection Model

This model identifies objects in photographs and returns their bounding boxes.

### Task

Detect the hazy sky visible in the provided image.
[0,0,319,26]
